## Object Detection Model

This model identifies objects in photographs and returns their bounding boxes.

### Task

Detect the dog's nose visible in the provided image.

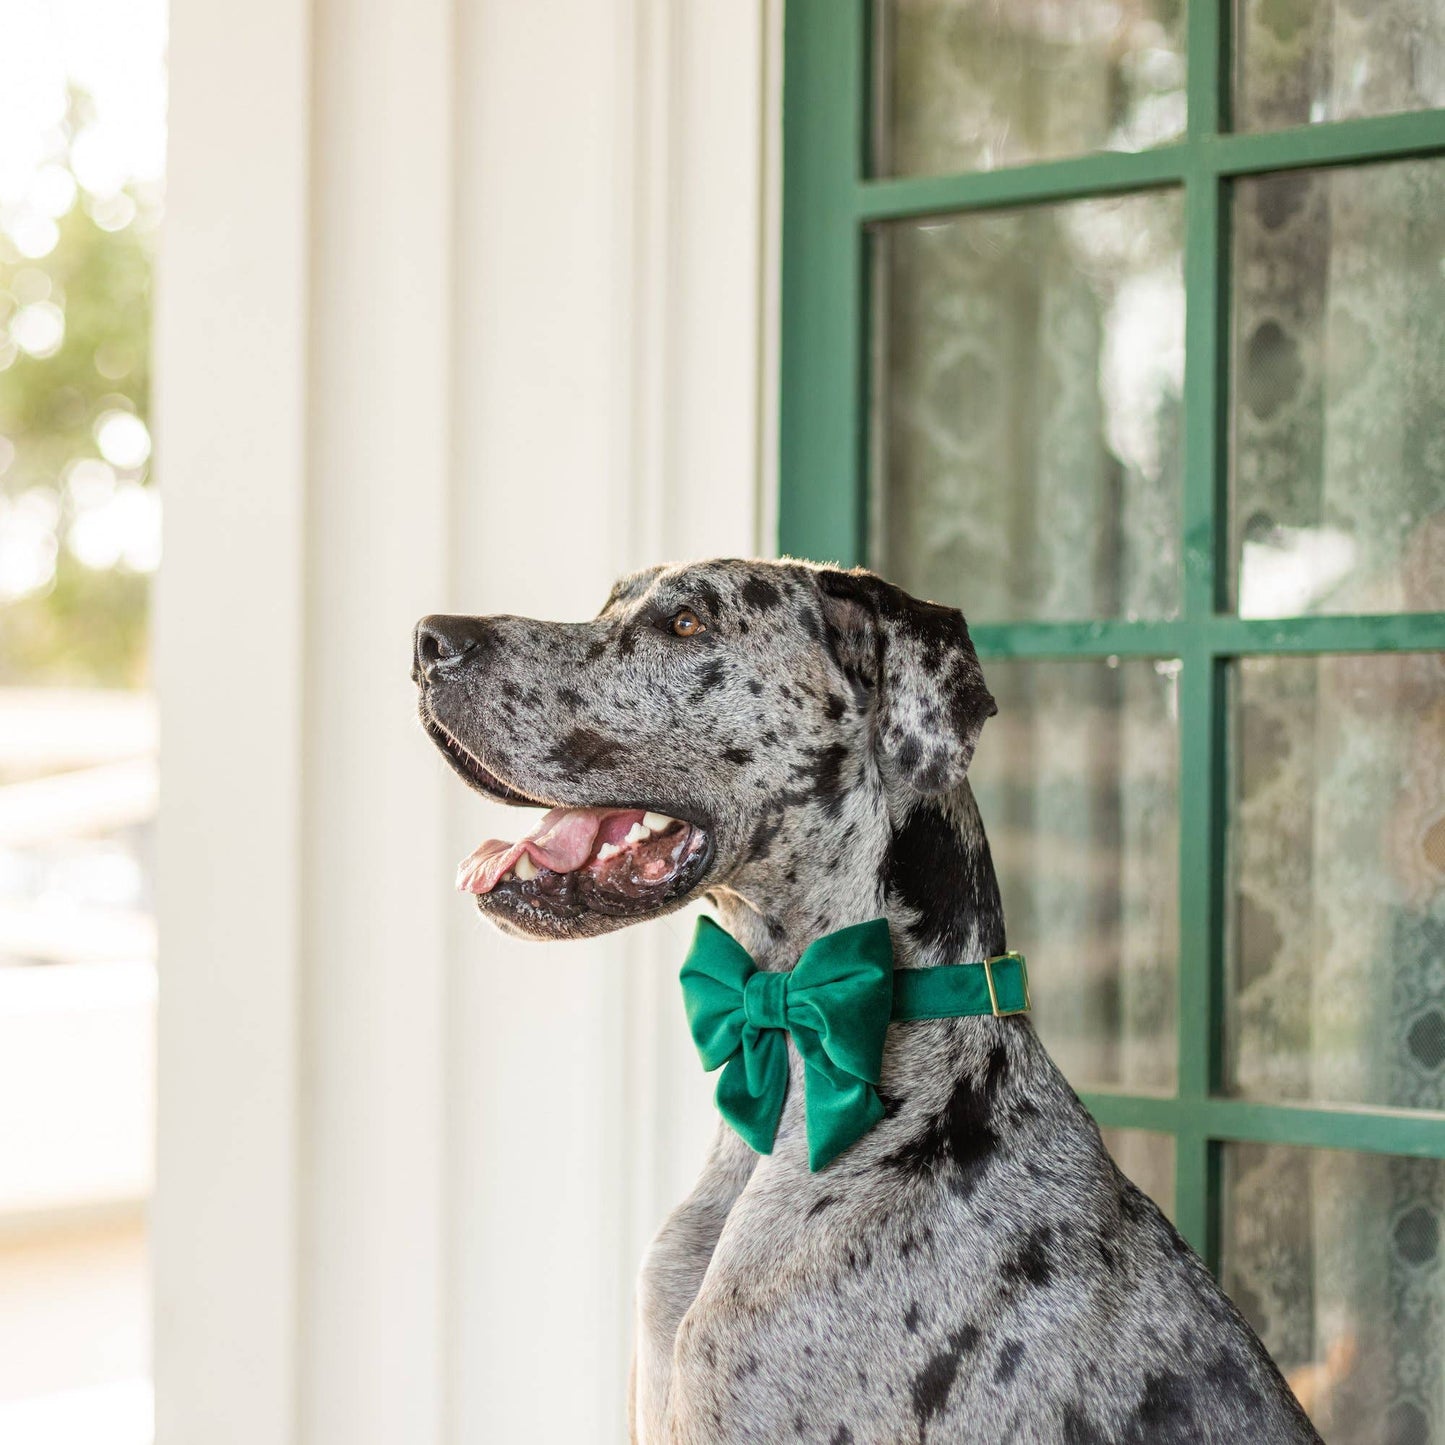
[413,614,488,683]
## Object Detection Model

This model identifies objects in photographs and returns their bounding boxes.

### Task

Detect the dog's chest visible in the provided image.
[662,1178,1072,1444]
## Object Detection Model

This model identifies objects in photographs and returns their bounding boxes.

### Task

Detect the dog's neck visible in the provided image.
[710,780,1005,973]
[708,779,1039,1177]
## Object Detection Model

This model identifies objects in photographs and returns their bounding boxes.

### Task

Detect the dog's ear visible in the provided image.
[814,567,996,796]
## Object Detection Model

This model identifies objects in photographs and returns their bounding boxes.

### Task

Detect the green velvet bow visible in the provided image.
[679,915,894,1171]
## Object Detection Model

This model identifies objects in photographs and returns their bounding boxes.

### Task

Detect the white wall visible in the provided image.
[155,2,777,1442]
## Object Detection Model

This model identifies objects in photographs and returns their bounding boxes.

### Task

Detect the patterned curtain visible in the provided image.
[878,193,1183,1099]
[1224,154,1445,1445]
[878,2,1445,1439]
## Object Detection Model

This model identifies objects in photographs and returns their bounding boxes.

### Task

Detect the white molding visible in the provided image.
[445,0,645,1436]
[445,8,771,1442]
[295,0,456,1438]
[153,0,310,1438]
[157,0,776,1440]
[757,0,785,558]
[619,0,782,1249]
[158,0,458,1438]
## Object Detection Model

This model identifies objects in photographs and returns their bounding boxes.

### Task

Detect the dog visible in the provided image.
[414,558,1322,1444]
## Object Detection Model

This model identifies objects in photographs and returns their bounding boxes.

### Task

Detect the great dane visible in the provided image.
[413,558,1320,1444]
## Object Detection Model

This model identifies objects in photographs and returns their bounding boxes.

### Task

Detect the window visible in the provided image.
[0,0,164,1438]
[781,2,1445,1436]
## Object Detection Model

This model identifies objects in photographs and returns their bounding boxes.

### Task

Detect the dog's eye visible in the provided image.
[670,608,705,638]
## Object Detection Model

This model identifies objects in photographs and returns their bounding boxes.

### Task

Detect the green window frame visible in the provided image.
[778,0,1445,1264]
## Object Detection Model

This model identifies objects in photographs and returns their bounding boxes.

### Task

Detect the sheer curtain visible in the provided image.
[876,191,1183,1099]
[1224,145,1445,1445]
[873,2,1445,1438]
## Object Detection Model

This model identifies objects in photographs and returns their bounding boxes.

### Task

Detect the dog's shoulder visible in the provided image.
[669,1055,1321,1443]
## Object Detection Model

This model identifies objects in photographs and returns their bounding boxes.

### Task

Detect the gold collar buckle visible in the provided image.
[983,951,1031,1017]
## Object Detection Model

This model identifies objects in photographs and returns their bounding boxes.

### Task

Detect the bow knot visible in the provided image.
[743,970,789,1031]
[679,916,894,1171]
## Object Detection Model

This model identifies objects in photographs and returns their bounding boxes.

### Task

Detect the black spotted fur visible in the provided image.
[414,559,1322,1445]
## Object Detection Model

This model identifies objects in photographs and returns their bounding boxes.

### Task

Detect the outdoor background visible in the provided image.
[0,0,163,1438]
[4,0,767,1441]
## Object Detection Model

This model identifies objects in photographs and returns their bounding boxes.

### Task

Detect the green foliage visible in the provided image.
[0,89,158,688]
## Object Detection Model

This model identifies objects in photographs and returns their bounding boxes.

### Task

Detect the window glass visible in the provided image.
[1222,1142,1445,1443]
[1226,653,1445,1111]
[1230,160,1445,618]
[1234,0,1445,132]
[874,190,1184,623]
[874,0,1187,177]
[1100,1127,1176,1218]
[972,657,1180,1093]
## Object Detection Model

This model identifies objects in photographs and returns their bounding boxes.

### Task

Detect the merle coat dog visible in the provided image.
[414,558,1321,1445]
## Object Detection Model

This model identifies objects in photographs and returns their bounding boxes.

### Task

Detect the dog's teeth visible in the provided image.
[514,854,539,881]
[642,812,674,832]
[596,842,621,861]
[624,822,651,845]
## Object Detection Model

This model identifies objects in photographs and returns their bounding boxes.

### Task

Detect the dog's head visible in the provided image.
[414,559,994,941]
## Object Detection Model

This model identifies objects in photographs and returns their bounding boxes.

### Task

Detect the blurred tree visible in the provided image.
[0,88,158,688]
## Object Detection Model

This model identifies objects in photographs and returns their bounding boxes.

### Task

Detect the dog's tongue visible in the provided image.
[455,807,645,894]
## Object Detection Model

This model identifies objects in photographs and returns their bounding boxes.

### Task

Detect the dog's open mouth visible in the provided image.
[422,710,711,932]
[456,806,707,914]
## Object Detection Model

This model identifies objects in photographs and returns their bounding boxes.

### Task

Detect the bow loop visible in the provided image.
[679,916,894,1171]
[789,919,895,1085]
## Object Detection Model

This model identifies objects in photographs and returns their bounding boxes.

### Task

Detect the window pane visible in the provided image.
[874,192,1184,623]
[1234,0,1445,132]
[1226,654,1445,1110]
[873,0,1186,177]
[971,658,1179,1092]
[1230,160,1445,618]
[1100,1127,1176,1219]
[1221,1143,1445,1443]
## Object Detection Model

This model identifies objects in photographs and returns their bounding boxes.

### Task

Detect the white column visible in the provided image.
[296,0,456,1439]
[153,0,311,1438]
[157,1,776,1441]
[445,0,644,1434]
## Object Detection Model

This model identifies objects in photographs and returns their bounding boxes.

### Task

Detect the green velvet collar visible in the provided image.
[679,916,1031,1171]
